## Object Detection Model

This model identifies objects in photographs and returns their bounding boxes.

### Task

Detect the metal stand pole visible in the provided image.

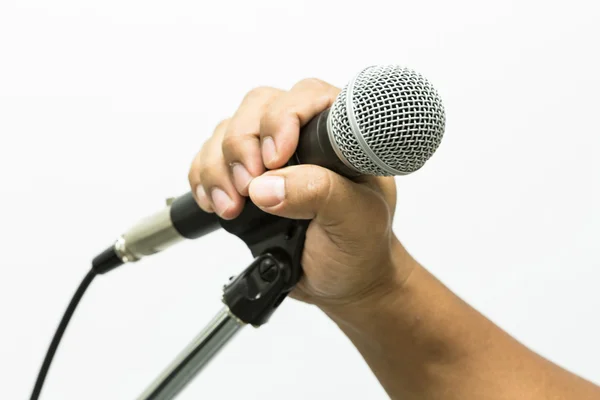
[137,307,244,400]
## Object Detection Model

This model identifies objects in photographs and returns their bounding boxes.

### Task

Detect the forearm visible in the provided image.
[321,237,600,400]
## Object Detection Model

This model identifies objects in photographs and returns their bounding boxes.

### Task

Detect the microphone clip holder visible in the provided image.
[138,201,310,400]
[219,200,310,326]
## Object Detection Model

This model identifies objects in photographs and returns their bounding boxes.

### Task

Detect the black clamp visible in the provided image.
[218,200,310,326]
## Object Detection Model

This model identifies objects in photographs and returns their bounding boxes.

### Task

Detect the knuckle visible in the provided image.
[221,134,253,162]
[198,164,216,186]
[259,103,282,131]
[262,100,278,117]
[221,133,259,164]
[224,115,260,142]
[214,118,230,134]
[221,134,239,153]
[197,151,229,186]
[202,129,227,156]
[295,77,328,90]
[261,100,296,127]
[243,86,278,103]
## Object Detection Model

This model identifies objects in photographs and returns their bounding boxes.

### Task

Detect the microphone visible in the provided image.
[92,65,446,274]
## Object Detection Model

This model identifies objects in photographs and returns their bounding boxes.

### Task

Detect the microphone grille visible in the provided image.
[329,65,446,176]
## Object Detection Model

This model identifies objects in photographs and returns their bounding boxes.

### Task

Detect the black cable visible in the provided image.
[30,268,97,400]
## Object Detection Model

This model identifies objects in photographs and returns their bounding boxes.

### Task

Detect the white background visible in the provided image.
[1,1,599,399]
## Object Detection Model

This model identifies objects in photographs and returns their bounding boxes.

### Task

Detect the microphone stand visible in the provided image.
[137,201,310,400]
[136,307,243,400]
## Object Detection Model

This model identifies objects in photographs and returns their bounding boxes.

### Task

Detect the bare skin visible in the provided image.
[188,79,600,399]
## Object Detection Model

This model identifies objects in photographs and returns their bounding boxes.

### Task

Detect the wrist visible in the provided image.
[317,239,477,398]
[319,235,419,325]
[319,235,474,368]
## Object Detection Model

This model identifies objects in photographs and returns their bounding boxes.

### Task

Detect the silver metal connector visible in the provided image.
[114,206,185,263]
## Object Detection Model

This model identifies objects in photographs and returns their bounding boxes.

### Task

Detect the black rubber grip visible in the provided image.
[170,192,221,239]
[295,108,360,178]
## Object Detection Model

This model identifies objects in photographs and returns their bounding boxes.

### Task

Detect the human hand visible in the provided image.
[188,78,414,310]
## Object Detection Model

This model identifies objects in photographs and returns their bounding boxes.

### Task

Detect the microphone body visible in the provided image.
[92,110,347,273]
[93,65,446,273]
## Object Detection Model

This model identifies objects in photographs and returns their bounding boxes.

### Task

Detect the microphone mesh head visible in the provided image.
[329,65,446,176]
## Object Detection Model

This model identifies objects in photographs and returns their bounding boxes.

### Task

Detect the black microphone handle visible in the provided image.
[170,192,221,239]
[170,108,360,240]
[293,108,360,178]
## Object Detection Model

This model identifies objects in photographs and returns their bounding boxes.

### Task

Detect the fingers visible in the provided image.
[188,151,213,212]
[259,78,340,169]
[248,165,391,237]
[188,119,245,220]
[189,87,283,219]
[222,87,283,195]
[190,79,342,221]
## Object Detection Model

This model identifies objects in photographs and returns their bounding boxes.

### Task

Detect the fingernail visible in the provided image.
[211,188,233,216]
[250,176,285,207]
[231,163,252,192]
[195,185,212,210]
[262,136,277,164]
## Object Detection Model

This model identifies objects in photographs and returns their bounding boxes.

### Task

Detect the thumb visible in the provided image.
[248,165,389,229]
